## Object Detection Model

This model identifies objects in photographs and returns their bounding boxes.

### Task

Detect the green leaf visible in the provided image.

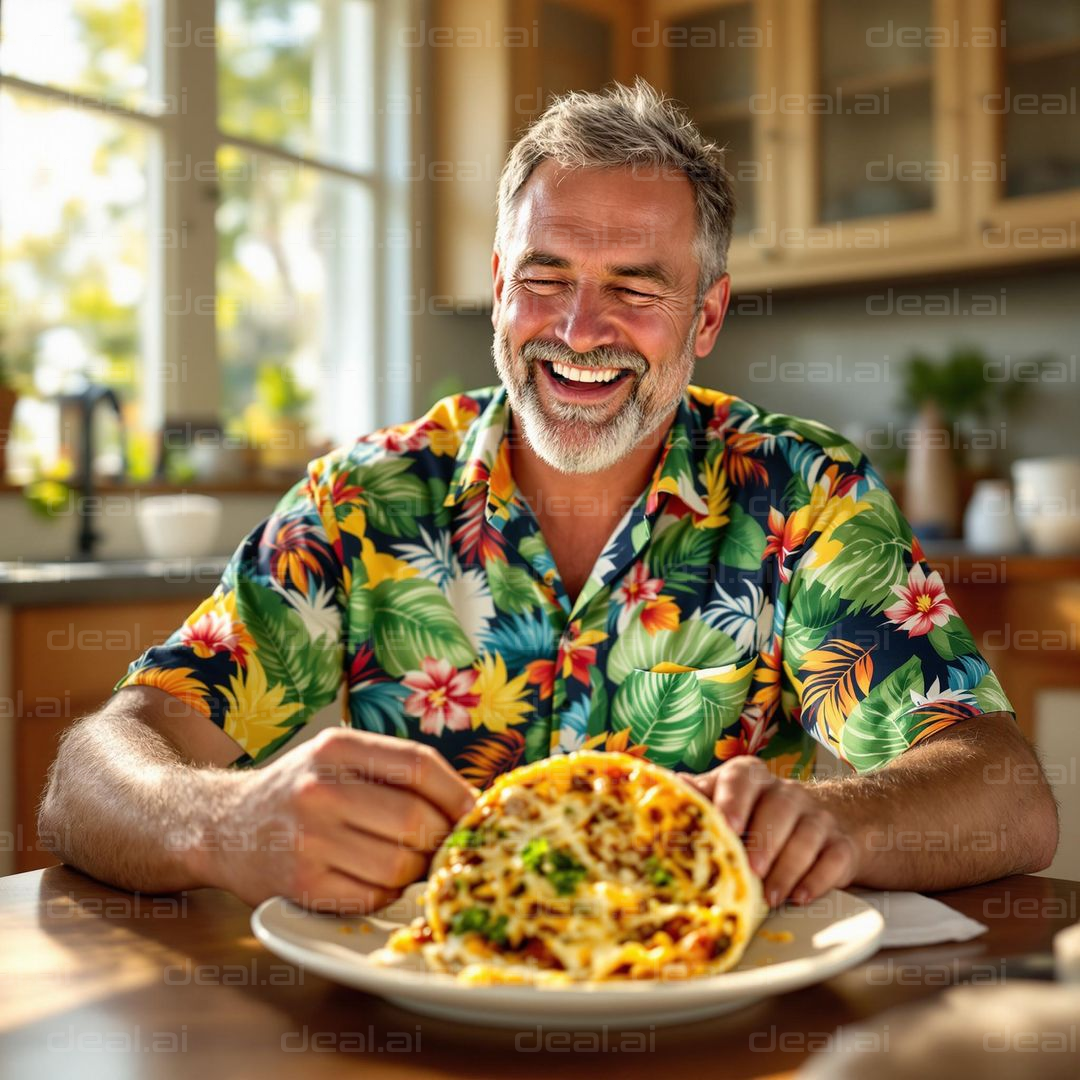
[608,615,740,685]
[611,669,703,767]
[370,577,474,677]
[783,472,811,512]
[973,673,1013,715]
[682,660,757,771]
[927,616,978,661]
[524,718,551,762]
[716,502,767,570]
[784,579,843,669]
[586,666,610,737]
[813,488,912,613]
[427,476,451,528]
[235,578,340,707]
[647,516,715,584]
[487,558,537,614]
[347,559,373,647]
[839,656,929,772]
[352,458,429,538]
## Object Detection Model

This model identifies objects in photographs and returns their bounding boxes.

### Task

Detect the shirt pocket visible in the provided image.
[610,662,757,771]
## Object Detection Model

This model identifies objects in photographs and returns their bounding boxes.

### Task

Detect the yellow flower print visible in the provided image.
[216,655,303,757]
[469,652,533,733]
[125,665,211,719]
[360,536,418,588]
[694,455,732,530]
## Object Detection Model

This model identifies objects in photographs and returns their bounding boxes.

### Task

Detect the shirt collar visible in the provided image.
[443,384,711,518]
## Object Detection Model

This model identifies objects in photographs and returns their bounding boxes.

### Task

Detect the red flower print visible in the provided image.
[883,564,958,637]
[402,657,480,736]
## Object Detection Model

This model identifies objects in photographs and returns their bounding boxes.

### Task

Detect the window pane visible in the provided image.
[216,145,376,448]
[0,0,159,112]
[217,0,376,173]
[0,87,154,479]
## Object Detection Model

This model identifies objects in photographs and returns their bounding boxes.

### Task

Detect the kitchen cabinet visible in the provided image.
[967,0,1080,250]
[431,0,645,305]
[640,0,784,277]
[9,598,197,873]
[430,0,1080,303]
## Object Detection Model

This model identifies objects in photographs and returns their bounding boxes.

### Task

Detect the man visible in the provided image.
[40,82,1057,914]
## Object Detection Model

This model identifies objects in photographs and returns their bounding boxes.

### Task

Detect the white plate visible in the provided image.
[251,884,884,1029]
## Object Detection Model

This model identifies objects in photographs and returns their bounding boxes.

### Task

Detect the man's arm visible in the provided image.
[38,686,475,912]
[687,713,1059,907]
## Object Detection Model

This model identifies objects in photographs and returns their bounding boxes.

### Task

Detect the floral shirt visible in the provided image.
[116,385,1012,787]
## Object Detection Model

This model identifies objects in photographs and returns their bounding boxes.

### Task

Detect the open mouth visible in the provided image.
[539,359,633,398]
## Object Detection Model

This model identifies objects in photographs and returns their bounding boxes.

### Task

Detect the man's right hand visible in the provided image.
[191,728,477,914]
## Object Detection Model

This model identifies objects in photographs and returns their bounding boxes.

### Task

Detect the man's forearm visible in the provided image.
[808,713,1059,891]
[37,702,249,894]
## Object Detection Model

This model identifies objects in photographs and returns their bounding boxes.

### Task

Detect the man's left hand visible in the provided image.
[683,757,859,908]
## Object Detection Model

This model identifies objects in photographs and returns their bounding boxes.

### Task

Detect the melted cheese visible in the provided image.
[381,751,765,985]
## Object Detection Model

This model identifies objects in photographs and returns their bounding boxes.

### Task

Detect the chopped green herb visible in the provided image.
[520,838,587,896]
[520,837,550,872]
[644,856,673,888]
[449,906,508,945]
[446,828,484,849]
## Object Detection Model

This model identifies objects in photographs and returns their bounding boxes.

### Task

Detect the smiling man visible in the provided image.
[41,81,1057,914]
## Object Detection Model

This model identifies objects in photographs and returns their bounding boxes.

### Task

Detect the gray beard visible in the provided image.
[491,322,698,475]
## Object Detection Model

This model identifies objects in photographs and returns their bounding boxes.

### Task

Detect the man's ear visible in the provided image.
[491,249,503,330]
[693,273,732,358]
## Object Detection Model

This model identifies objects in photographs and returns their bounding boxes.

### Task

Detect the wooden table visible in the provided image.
[1,868,1077,1079]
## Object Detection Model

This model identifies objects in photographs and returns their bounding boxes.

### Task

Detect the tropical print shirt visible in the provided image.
[116,385,1012,788]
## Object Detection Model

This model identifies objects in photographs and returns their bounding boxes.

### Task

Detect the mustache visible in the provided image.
[518,339,647,376]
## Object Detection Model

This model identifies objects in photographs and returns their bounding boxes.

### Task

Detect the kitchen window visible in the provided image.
[0,0,412,483]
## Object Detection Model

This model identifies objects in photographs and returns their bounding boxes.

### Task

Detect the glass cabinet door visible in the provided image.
[643,0,783,276]
[783,0,964,258]
[969,0,1080,236]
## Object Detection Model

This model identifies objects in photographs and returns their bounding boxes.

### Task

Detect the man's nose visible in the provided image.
[554,284,617,356]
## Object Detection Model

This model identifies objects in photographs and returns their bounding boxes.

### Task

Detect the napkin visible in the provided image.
[850,889,989,948]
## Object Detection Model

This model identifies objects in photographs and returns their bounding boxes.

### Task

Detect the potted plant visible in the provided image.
[243,363,314,474]
[898,345,1045,539]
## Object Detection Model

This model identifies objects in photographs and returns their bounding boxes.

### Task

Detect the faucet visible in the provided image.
[59,382,128,558]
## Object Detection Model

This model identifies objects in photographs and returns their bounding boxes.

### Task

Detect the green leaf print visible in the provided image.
[347,559,373,647]
[926,616,978,661]
[813,489,912,613]
[715,503,767,571]
[352,458,429,538]
[973,673,1013,715]
[370,577,475,677]
[785,579,843,669]
[611,669,702,767]
[586,665,610,737]
[235,579,340,707]
[838,655,930,772]
[647,516,715,585]
[487,559,537,614]
[525,717,551,762]
[783,472,811,512]
[682,659,757,771]
[607,616,741,685]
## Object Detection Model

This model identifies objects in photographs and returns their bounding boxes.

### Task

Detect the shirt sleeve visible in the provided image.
[779,455,1013,773]
[115,458,346,767]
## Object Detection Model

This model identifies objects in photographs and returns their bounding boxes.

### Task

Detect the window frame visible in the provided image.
[0,0,412,450]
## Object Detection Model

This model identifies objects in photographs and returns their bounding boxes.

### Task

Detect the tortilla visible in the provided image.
[381,750,766,985]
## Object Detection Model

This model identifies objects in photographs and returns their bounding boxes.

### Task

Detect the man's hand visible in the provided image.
[684,758,859,908]
[190,728,477,915]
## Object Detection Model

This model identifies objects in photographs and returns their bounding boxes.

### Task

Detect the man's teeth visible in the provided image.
[550,361,623,384]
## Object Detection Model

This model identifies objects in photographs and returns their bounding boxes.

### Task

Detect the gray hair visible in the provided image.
[495,78,736,310]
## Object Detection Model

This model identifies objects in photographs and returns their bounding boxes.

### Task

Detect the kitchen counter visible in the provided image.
[0,556,231,606]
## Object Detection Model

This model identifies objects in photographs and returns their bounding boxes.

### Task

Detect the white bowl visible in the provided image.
[137,494,223,559]
[1023,512,1080,556]
[1012,457,1080,523]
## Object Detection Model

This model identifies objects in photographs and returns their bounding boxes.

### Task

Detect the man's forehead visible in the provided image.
[510,162,695,262]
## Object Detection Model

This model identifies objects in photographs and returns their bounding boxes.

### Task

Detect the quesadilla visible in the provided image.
[380,750,766,985]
